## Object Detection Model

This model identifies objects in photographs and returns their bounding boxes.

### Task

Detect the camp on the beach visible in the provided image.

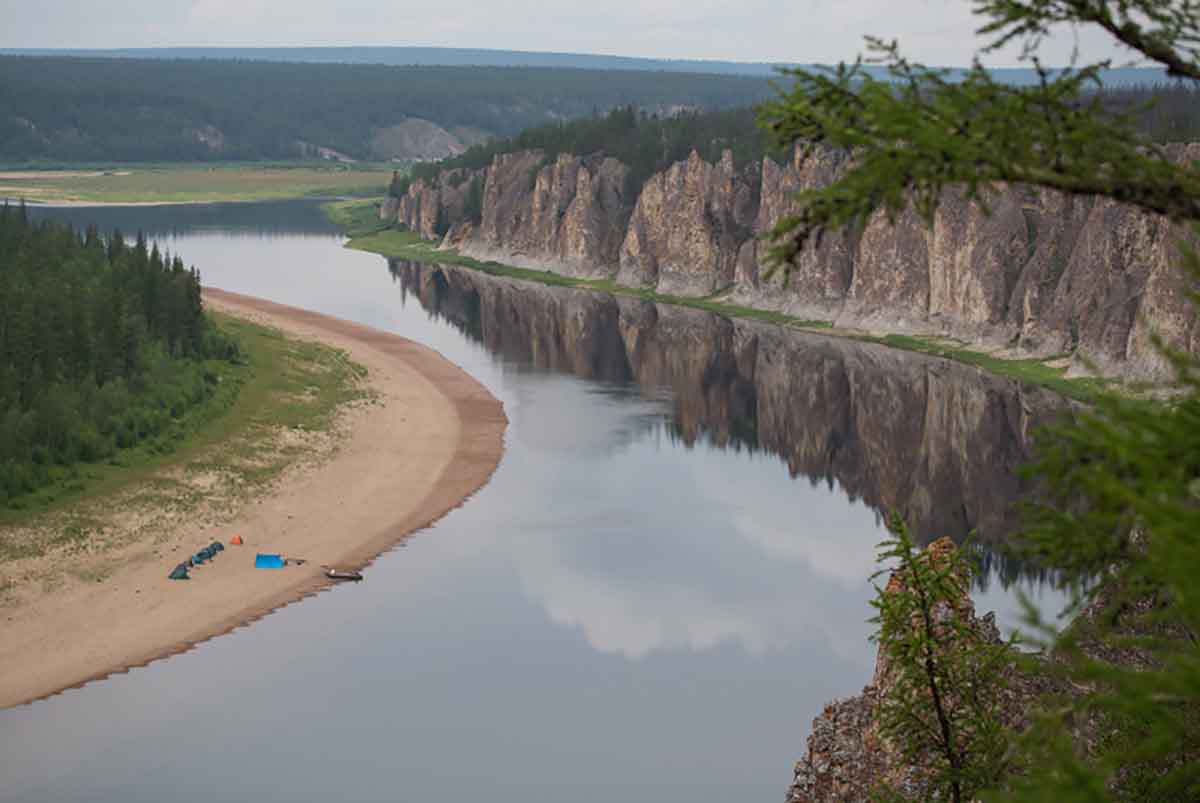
[255,553,286,569]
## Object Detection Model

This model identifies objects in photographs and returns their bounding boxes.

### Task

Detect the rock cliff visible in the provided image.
[618,150,757,293]
[394,151,631,277]
[385,143,1200,381]
[784,538,1057,803]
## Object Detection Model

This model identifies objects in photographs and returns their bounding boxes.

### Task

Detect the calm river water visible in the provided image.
[2,201,1067,803]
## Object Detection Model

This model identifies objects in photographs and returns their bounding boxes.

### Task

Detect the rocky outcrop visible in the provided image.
[393,166,479,241]
[369,118,473,161]
[618,150,757,294]
[738,145,856,321]
[735,144,1200,382]
[382,143,1200,381]
[783,558,1175,803]
[785,538,1056,803]
[392,152,630,277]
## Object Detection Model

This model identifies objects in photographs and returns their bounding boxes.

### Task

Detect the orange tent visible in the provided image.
[229,534,244,545]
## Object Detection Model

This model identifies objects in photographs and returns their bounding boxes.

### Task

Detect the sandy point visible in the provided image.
[0,289,507,709]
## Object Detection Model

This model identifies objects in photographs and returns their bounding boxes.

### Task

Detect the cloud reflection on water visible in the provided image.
[489,372,885,663]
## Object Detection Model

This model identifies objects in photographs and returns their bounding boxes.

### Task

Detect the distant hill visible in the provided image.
[0,50,1176,165]
[0,56,774,163]
[5,46,797,75]
[0,46,1170,85]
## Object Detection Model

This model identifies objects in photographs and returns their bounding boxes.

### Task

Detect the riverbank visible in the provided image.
[0,290,506,708]
[326,199,1107,402]
[0,163,391,204]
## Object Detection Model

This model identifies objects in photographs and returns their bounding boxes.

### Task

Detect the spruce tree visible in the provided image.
[0,209,239,505]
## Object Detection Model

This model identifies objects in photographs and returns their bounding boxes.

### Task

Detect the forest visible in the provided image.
[391,84,1200,199]
[0,56,774,163]
[391,105,791,198]
[0,205,240,505]
[1097,82,1200,142]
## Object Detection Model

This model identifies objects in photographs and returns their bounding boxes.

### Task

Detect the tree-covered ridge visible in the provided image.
[1097,82,1200,143]
[0,206,239,506]
[391,106,790,197]
[0,47,1175,84]
[391,85,1200,202]
[0,56,775,163]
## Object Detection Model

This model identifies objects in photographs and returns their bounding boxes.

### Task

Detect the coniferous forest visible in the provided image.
[0,56,775,163]
[0,205,240,505]
[392,106,790,198]
[392,88,1200,199]
[4,55,1196,168]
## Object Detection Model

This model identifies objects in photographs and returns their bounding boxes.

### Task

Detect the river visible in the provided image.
[2,200,1067,803]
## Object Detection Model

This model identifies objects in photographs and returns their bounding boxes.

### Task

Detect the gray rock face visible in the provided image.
[368,118,467,161]
[383,142,1200,380]
[379,196,399,221]
[737,144,1200,382]
[393,151,629,276]
[618,150,756,294]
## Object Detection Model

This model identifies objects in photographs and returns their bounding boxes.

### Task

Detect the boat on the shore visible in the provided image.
[325,568,364,582]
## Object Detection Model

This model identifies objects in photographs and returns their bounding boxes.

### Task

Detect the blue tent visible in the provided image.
[255,553,286,569]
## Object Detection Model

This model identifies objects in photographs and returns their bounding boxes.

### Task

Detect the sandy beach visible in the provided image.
[0,289,507,709]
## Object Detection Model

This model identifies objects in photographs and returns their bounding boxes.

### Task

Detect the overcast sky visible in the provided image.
[1,0,1132,67]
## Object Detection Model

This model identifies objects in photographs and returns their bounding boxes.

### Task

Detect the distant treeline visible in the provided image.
[0,47,1173,84]
[392,106,790,198]
[0,206,239,505]
[1097,82,1200,143]
[392,84,1200,198]
[0,56,774,163]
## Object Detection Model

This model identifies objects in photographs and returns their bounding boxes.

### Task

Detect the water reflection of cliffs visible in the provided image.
[390,259,1068,557]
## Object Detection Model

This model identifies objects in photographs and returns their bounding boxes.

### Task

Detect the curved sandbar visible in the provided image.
[0,289,507,708]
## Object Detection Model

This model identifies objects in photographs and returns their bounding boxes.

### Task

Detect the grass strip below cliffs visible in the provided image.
[324,200,832,328]
[0,312,368,546]
[0,163,393,204]
[860,334,1108,402]
[327,199,1105,402]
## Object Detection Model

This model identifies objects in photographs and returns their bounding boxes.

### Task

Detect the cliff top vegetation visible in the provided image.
[394,82,1200,204]
[391,105,789,199]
